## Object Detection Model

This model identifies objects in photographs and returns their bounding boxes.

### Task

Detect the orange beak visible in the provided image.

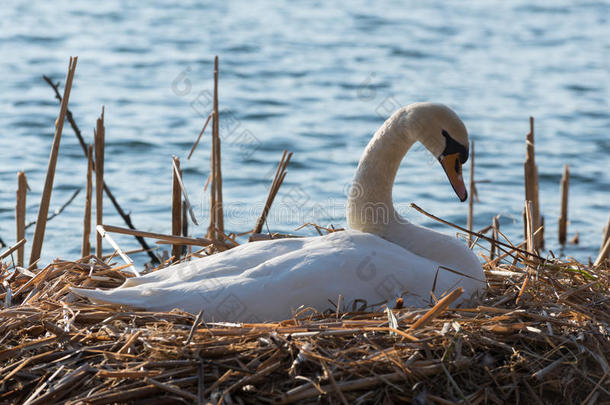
[440,153,468,202]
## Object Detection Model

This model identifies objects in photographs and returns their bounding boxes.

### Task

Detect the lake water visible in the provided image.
[0,0,608,265]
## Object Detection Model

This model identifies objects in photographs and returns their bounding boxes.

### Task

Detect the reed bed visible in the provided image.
[0,246,608,404]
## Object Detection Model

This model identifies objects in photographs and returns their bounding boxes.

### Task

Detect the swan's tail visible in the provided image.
[71,287,148,309]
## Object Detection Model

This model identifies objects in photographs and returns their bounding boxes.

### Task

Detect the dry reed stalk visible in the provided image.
[29,57,78,266]
[96,225,139,276]
[408,287,463,331]
[42,76,159,264]
[253,150,293,235]
[558,165,570,244]
[594,237,610,267]
[524,117,543,250]
[101,224,211,247]
[207,56,224,241]
[214,57,223,236]
[490,215,500,260]
[187,112,214,160]
[525,200,534,256]
[82,146,93,257]
[16,171,28,267]
[599,216,610,261]
[94,107,105,258]
[182,200,190,256]
[467,140,475,246]
[171,156,183,260]
[172,159,198,225]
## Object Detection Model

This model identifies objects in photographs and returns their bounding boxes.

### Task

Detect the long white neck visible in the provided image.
[347,109,414,236]
[346,104,482,278]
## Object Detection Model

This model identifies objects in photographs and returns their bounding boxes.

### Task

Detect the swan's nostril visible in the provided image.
[454,159,460,173]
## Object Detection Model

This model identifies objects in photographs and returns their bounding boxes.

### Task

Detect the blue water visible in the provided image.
[0,1,608,265]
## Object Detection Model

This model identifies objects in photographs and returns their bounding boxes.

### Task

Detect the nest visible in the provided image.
[0,250,608,405]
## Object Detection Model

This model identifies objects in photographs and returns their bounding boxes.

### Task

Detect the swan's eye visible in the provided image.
[441,129,468,164]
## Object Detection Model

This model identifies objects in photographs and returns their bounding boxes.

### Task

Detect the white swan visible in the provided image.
[73,103,485,322]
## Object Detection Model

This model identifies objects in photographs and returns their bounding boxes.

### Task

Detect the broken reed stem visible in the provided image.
[408,287,463,331]
[253,150,293,234]
[187,112,213,160]
[490,215,500,260]
[95,107,105,258]
[171,156,183,260]
[467,140,475,246]
[82,146,93,257]
[524,116,543,250]
[29,57,78,266]
[0,238,26,261]
[182,200,189,255]
[558,164,570,245]
[410,203,545,261]
[101,224,211,247]
[42,77,158,265]
[525,200,534,256]
[172,159,198,225]
[96,225,139,276]
[207,56,224,240]
[16,171,28,267]
[598,216,610,261]
[594,236,610,267]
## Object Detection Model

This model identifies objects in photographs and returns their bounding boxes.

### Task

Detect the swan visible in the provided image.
[73,102,485,322]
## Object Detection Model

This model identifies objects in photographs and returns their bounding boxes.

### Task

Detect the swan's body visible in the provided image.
[74,103,486,321]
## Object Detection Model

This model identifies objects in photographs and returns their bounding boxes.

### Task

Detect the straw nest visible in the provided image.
[1,249,608,405]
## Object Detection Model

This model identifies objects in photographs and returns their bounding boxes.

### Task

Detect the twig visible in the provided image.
[82,145,93,257]
[187,112,214,160]
[96,225,140,276]
[410,203,545,261]
[29,57,78,266]
[0,239,27,261]
[25,188,81,230]
[253,150,293,234]
[143,377,198,402]
[101,224,211,247]
[41,75,159,264]
[16,171,28,266]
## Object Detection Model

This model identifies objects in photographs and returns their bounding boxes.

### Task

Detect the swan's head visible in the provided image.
[402,103,470,202]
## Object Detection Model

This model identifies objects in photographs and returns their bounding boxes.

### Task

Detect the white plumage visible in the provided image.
[73,102,486,321]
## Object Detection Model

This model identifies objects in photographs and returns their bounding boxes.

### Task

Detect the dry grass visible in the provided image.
[1,245,608,404]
